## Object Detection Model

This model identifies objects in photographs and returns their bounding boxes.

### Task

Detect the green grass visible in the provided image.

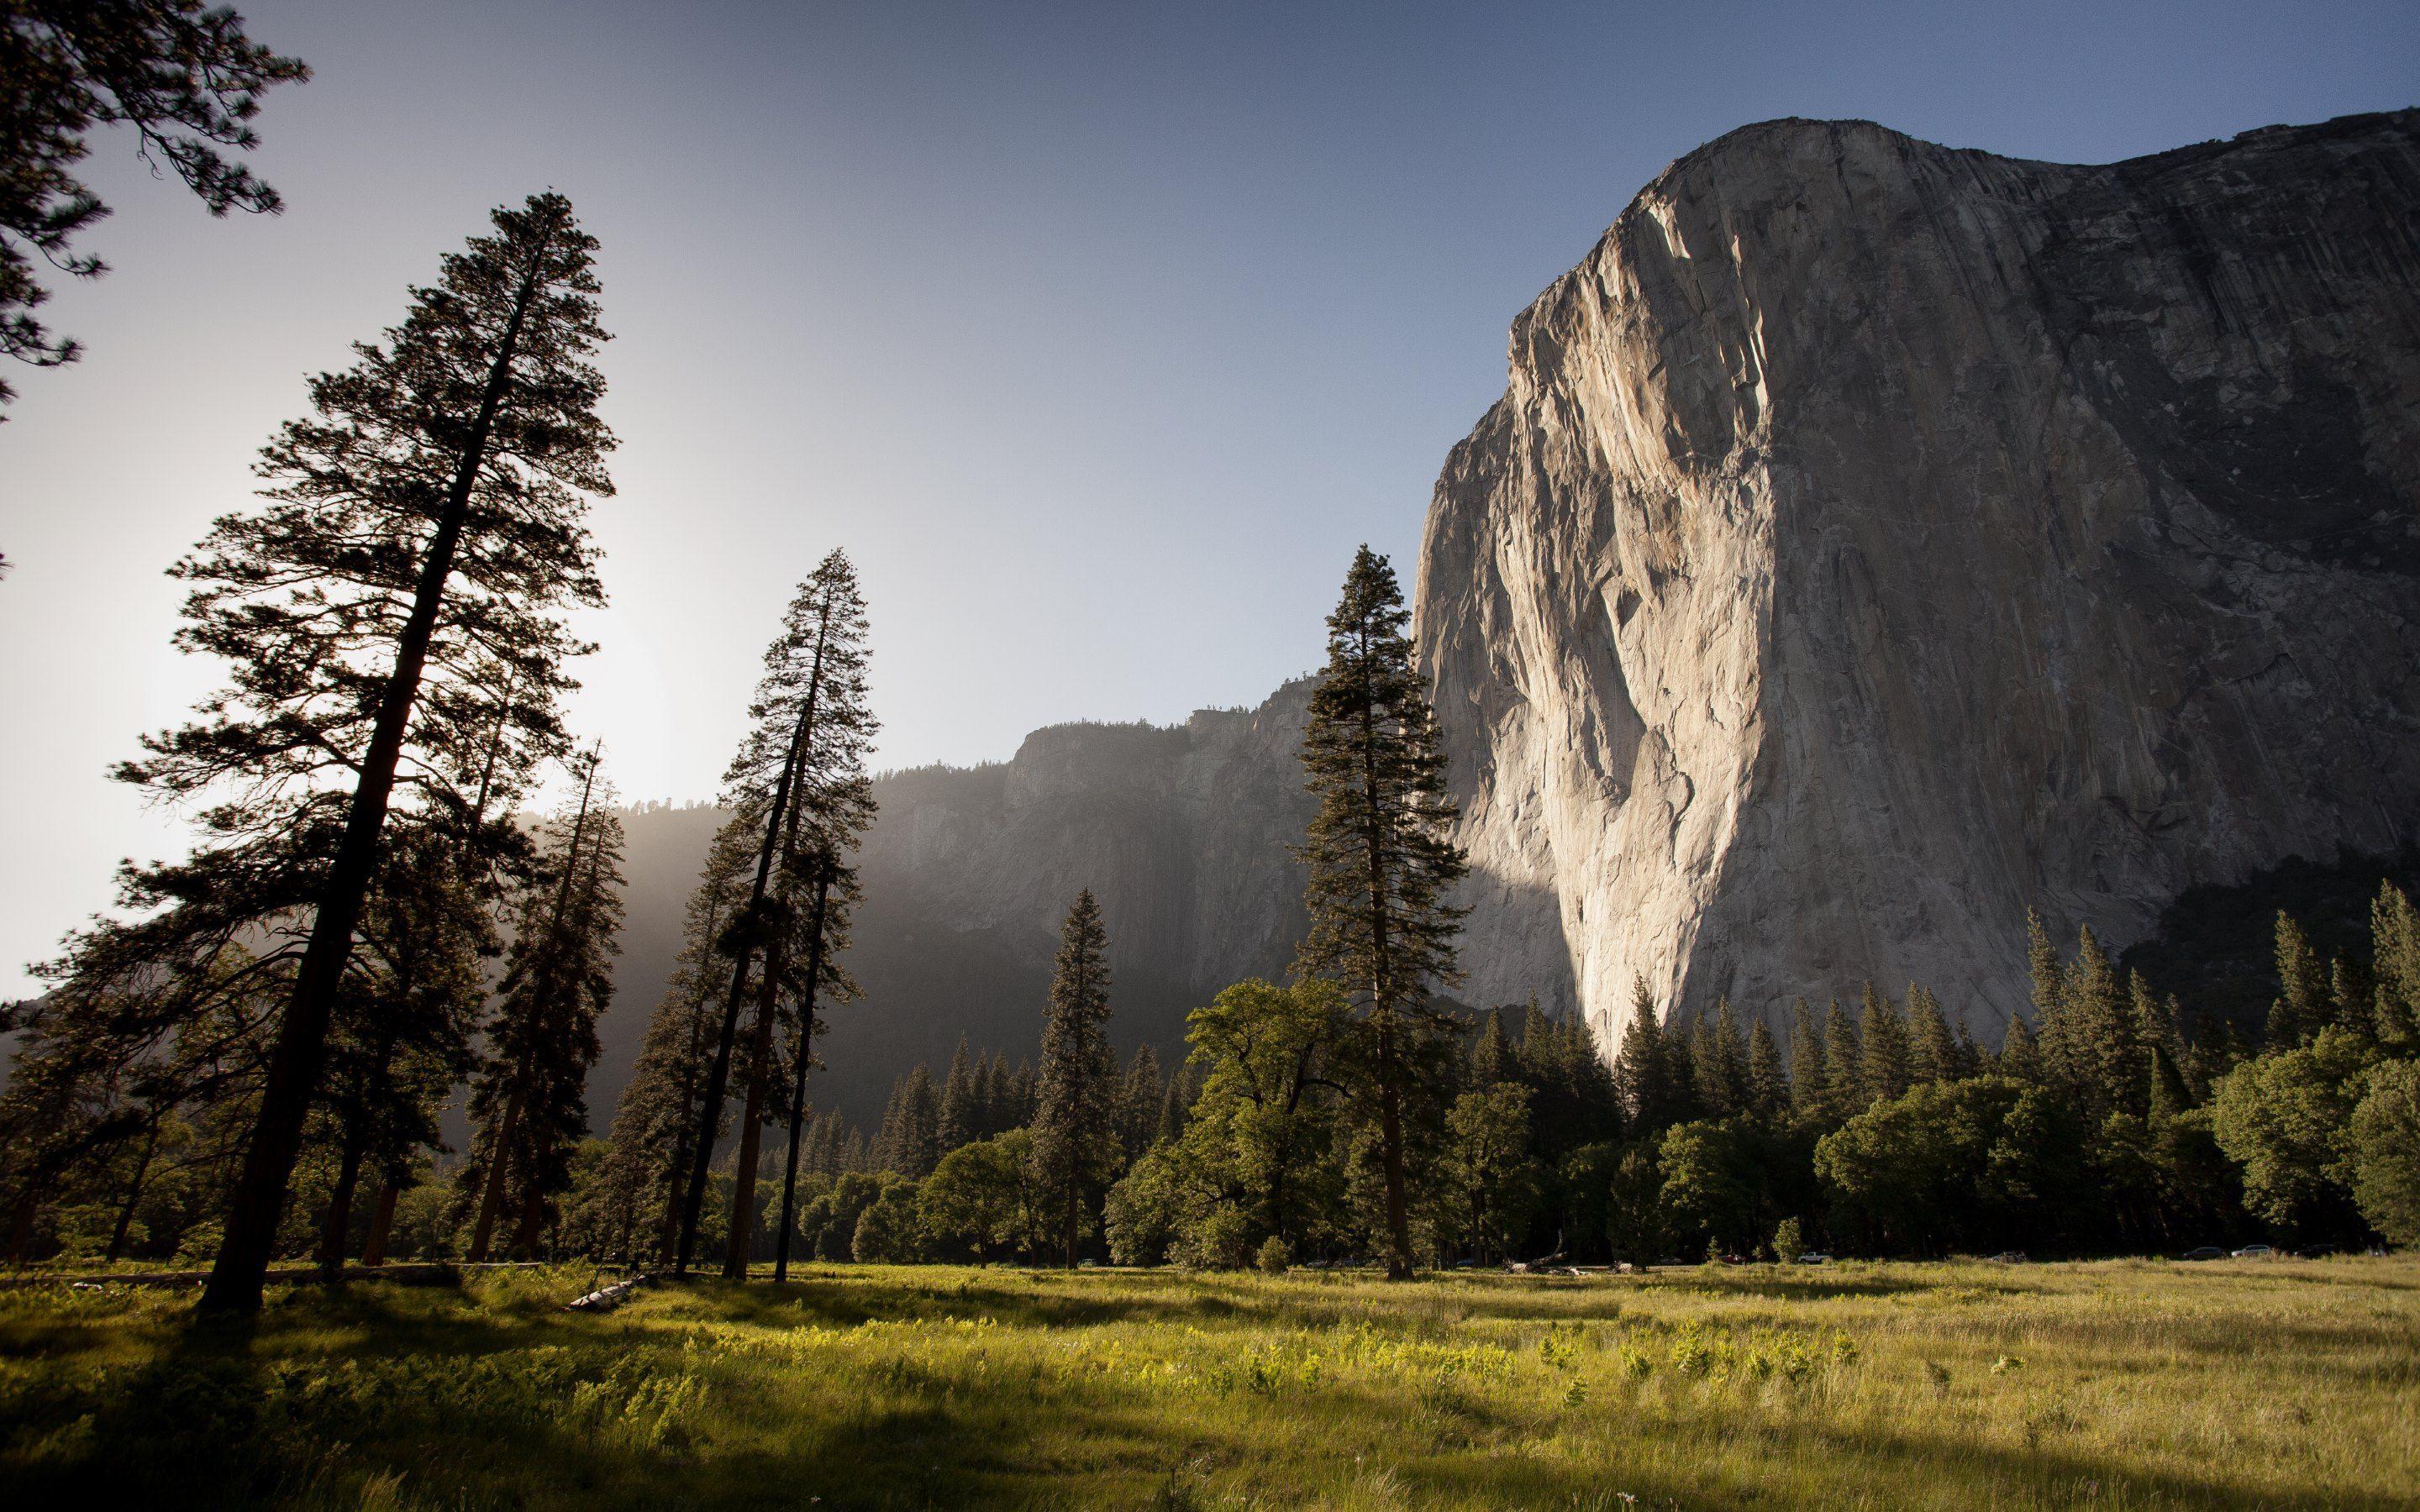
[3,1257,2415,1509]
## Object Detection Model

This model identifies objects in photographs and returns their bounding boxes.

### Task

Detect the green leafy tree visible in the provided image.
[1442,1082,1541,1262]
[2348,1060,2420,1246]
[2208,1027,2375,1242]
[1294,545,1467,1279]
[1813,1077,2084,1256]
[1034,890,1116,1268]
[922,1129,1048,1263]
[1657,1119,1766,1257]
[850,1177,926,1263]
[1176,979,1350,1250]
[0,0,308,420]
[1604,1144,1667,1263]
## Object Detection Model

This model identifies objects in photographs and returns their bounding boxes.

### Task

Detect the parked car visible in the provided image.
[2181,1246,2226,1261]
[2232,1244,2278,1259]
[1989,1252,2029,1264]
[1795,1252,1833,1265]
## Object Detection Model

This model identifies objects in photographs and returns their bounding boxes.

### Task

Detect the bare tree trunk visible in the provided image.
[360,1168,404,1267]
[4,1186,37,1265]
[105,1116,163,1263]
[468,758,596,1267]
[318,1132,366,1279]
[1361,701,1413,1279]
[201,234,555,1317]
[509,1183,546,1259]
[772,866,834,1283]
[723,1004,776,1277]
[466,1103,521,1264]
[677,597,835,1277]
[676,726,808,1274]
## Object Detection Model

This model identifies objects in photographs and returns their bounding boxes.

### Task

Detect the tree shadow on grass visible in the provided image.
[651,1273,1304,1335]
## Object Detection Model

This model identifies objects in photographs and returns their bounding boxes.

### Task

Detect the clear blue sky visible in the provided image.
[3,0,2415,994]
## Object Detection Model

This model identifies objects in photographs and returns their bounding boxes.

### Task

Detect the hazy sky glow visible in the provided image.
[4,0,2416,995]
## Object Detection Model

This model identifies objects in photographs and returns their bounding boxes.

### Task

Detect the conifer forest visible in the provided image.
[4,4,2419,1509]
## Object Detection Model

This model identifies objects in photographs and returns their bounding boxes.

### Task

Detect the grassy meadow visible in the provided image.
[0,1257,2413,1510]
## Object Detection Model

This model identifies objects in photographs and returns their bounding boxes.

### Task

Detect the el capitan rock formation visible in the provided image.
[1418,110,2420,1052]
[588,111,2420,1121]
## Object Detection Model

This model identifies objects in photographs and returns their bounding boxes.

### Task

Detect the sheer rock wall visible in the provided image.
[1415,111,2420,1051]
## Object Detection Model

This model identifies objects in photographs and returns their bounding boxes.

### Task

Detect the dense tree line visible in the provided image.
[11,464,2419,1286]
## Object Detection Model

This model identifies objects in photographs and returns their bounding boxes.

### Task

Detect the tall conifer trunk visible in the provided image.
[773,863,834,1282]
[318,1133,366,1278]
[360,1168,403,1268]
[674,694,813,1274]
[1294,548,1465,1286]
[725,622,830,1278]
[202,224,557,1316]
[468,756,596,1263]
[104,1115,162,1263]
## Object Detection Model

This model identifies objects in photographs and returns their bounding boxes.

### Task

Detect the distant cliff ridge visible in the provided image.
[595,684,1315,1126]
[1416,110,2420,1053]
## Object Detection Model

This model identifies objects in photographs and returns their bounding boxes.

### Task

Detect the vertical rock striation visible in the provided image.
[1416,111,2420,1052]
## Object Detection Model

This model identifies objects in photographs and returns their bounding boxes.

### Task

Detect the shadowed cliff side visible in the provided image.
[594,680,1320,1126]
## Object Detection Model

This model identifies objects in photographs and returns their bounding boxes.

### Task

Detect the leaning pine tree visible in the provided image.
[1033,890,1115,1269]
[462,752,626,1261]
[1295,546,1468,1280]
[673,549,877,1276]
[771,779,873,1281]
[114,191,612,1315]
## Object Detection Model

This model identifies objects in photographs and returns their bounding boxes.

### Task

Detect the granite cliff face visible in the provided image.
[1417,111,2420,1053]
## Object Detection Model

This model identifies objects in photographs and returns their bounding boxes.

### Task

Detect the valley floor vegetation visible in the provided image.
[3,1256,2414,1509]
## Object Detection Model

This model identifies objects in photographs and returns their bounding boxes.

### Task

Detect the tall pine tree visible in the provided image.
[602,811,755,1263]
[1293,546,1468,1279]
[1034,890,1114,1268]
[113,192,616,1314]
[674,551,875,1276]
[462,753,624,1261]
